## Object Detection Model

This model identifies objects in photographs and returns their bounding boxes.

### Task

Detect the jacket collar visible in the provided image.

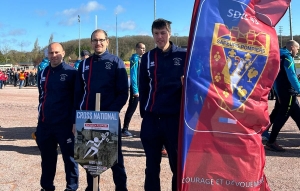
[49,62,64,71]
[155,41,175,56]
[92,50,109,59]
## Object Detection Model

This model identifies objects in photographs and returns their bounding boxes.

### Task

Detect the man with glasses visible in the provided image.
[121,42,146,137]
[73,29,128,191]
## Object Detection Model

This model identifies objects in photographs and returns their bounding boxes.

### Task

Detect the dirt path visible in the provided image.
[0,85,299,191]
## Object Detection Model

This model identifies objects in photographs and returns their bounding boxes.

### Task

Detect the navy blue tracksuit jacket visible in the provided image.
[38,62,77,125]
[74,51,128,113]
[139,42,186,117]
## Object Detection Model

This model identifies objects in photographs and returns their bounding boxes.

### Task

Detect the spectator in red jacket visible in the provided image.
[0,70,5,89]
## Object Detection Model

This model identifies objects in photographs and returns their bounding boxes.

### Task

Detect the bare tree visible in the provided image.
[0,44,11,63]
[49,34,54,45]
[31,38,43,66]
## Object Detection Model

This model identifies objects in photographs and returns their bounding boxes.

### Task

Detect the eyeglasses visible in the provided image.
[92,39,107,43]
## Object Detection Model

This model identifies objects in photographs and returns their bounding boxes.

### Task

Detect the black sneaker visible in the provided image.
[122,130,133,137]
[265,141,285,152]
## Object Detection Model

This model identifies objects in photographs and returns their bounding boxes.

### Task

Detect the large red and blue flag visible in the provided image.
[179,0,291,190]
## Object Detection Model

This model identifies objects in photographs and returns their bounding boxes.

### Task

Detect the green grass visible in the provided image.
[126,68,130,75]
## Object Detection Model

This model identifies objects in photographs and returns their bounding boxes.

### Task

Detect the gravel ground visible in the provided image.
[0,85,299,191]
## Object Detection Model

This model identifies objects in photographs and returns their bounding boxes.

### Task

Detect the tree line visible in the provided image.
[0,35,299,67]
[0,35,188,66]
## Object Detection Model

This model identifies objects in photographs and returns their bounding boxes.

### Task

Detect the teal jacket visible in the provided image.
[130,53,140,94]
[274,48,300,97]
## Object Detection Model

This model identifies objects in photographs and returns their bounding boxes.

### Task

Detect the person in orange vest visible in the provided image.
[19,70,26,89]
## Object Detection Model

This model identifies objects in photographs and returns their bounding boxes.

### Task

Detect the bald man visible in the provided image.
[36,42,79,191]
[266,40,300,152]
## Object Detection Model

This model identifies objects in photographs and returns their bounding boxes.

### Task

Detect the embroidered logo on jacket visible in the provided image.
[85,65,89,71]
[60,74,68,81]
[105,62,113,69]
[41,77,46,81]
[173,58,182,66]
[150,61,155,67]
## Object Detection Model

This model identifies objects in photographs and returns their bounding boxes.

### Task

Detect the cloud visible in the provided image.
[58,1,105,26]
[0,29,27,37]
[35,10,47,16]
[114,5,125,14]
[137,31,150,36]
[18,41,32,48]
[0,38,17,45]
[120,21,136,31]
[9,29,27,36]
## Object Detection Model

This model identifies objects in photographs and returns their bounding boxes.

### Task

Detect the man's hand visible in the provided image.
[72,124,76,135]
[181,75,184,85]
[133,93,139,97]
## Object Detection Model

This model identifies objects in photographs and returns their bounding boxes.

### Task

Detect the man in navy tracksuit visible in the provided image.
[139,18,186,191]
[266,40,300,152]
[73,29,128,191]
[37,42,78,191]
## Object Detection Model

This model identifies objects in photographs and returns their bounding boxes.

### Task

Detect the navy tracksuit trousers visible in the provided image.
[123,86,139,131]
[36,122,79,191]
[269,95,300,143]
[140,112,179,191]
[85,122,127,191]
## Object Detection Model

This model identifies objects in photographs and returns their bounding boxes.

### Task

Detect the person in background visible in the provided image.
[121,42,146,137]
[73,29,128,191]
[0,70,4,89]
[3,72,8,87]
[18,70,25,89]
[139,18,186,191]
[14,70,19,87]
[265,40,300,152]
[73,50,91,70]
[37,42,78,191]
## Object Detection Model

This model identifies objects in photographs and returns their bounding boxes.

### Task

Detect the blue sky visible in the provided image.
[0,0,299,52]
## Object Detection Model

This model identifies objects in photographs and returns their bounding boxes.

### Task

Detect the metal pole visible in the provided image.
[279,26,283,48]
[78,15,81,58]
[95,15,97,30]
[154,0,156,20]
[154,0,156,48]
[174,33,178,45]
[93,93,101,191]
[288,4,293,40]
[116,13,118,57]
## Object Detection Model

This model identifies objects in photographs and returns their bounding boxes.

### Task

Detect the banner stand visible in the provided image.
[75,92,118,190]
[93,93,101,191]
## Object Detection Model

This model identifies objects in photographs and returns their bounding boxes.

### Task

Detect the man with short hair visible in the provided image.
[139,18,186,191]
[74,29,128,191]
[74,50,91,70]
[266,40,300,152]
[37,42,79,191]
[122,42,146,137]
